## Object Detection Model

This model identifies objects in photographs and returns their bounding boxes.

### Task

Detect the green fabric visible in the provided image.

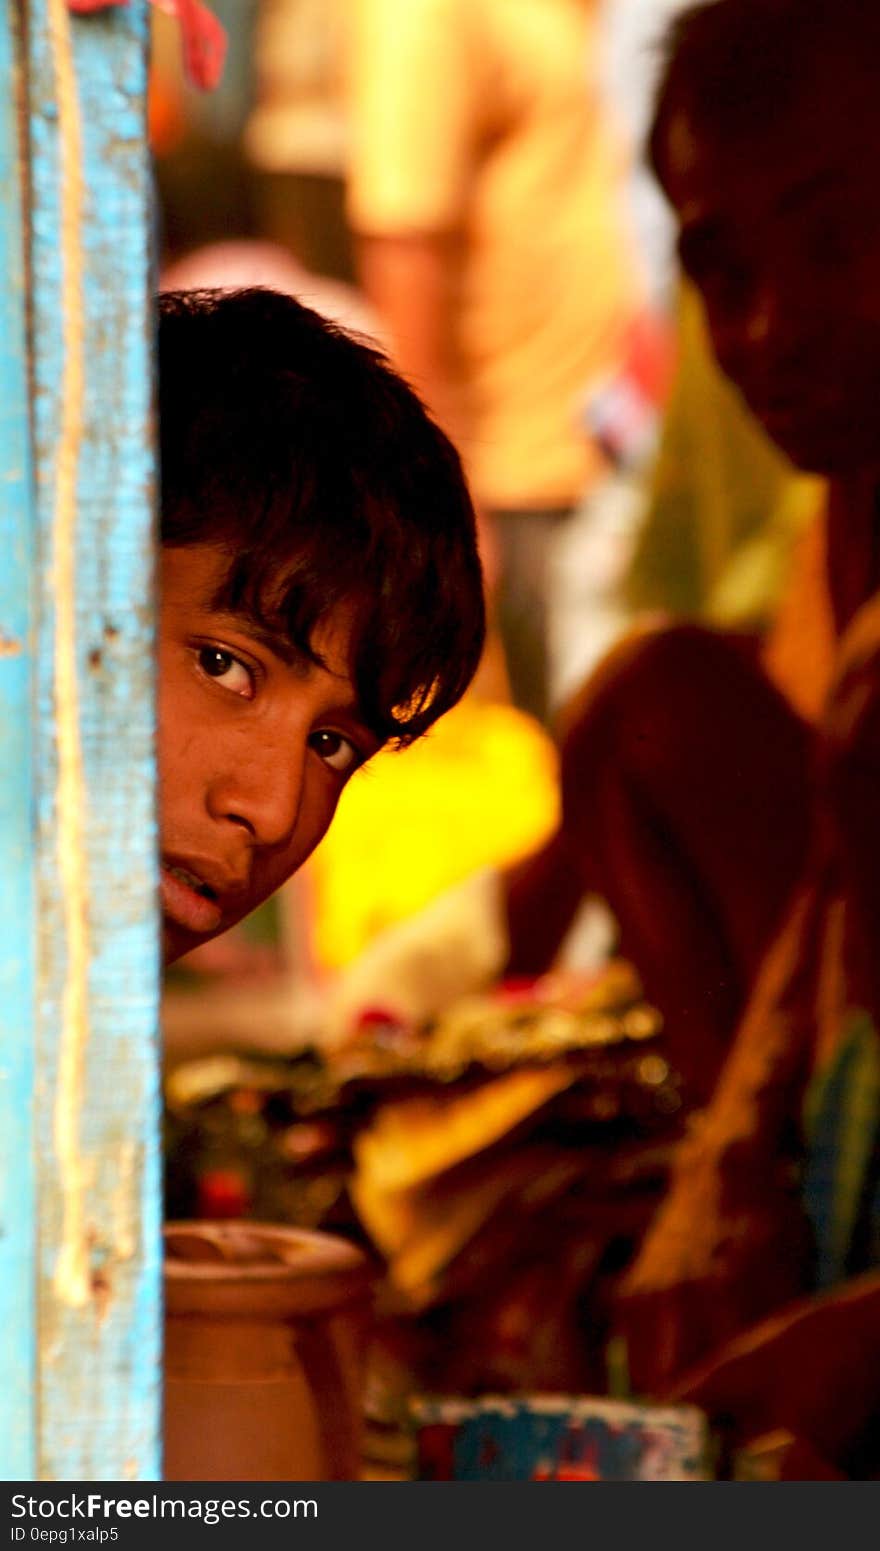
[626,283,823,627]
[802,1012,880,1289]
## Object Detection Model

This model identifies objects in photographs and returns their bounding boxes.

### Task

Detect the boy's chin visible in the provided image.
[162,917,209,967]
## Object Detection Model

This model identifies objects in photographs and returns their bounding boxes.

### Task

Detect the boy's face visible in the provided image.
[662,75,880,475]
[158,544,381,964]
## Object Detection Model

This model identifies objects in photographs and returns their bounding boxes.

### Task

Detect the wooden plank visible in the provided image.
[27,0,161,1478]
[0,0,37,1483]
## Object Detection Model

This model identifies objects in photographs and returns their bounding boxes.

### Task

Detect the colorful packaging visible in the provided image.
[411,1394,711,1482]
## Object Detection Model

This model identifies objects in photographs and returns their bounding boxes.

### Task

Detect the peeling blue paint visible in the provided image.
[0,2,37,1483]
[26,0,161,1480]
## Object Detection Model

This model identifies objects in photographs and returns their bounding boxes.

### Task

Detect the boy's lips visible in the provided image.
[160,857,229,936]
[160,866,223,936]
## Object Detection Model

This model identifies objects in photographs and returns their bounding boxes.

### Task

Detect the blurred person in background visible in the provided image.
[509,0,880,1106]
[245,0,355,283]
[600,0,692,309]
[329,0,880,1475]
[556,1,821,706]
[151,1,261,264]
[344,0,643,723]
[605,0,880,1475]
[551,1,823,709]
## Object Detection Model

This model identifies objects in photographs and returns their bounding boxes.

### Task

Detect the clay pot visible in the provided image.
[164,1221,373,1481]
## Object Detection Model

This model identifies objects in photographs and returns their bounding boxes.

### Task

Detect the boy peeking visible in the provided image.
[157,287,484,963]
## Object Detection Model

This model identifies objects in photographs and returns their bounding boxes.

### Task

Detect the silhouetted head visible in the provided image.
[651,0,880,474]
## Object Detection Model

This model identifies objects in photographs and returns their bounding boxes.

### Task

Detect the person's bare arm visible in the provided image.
[356,232,469,452]
[357,232,499,600]
[675,1271,880,1470]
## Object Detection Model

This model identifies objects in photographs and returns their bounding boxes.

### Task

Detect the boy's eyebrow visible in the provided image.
[214,611,325,674]
[214,608,389,746]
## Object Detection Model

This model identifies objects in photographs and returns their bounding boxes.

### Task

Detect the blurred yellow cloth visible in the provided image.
[352,1067,578,1303]
[627,283,825,631]
[307,697,559,970]
[345,0,640,509]
[246,0,348,177]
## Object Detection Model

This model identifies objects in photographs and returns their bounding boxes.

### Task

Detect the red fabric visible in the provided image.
[150,0,226,90]
[68,0,226,91]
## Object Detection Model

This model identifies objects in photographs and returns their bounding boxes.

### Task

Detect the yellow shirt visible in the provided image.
[246,0,349,178]
[346,0,640,509]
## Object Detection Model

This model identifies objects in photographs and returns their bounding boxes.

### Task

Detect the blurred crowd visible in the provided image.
[157,0,880,1480]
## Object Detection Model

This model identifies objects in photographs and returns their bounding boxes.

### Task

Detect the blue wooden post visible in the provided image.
[0,1,38,1483]
[0,0,161,1479]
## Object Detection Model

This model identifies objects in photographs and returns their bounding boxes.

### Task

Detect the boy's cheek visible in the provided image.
[254,779,343,903]
[155,725,199,834]
[156,662,212,804]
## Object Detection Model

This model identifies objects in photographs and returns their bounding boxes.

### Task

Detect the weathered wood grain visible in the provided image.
[0,0,37,1484]
[26,0,161,1479]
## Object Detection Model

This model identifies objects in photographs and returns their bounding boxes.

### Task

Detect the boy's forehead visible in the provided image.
[160,543,382,726]
[161,541,236,599]
[162,545,335,660]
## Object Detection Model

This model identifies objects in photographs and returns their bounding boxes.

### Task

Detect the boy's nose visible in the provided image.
[206,741,306,849]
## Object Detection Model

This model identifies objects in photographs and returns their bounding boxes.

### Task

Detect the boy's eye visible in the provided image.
[309,729,361,775]
[197,646,254,698]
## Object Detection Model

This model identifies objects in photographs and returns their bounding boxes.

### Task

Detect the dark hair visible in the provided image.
[649,0,880,187]
[158,287,485,745]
